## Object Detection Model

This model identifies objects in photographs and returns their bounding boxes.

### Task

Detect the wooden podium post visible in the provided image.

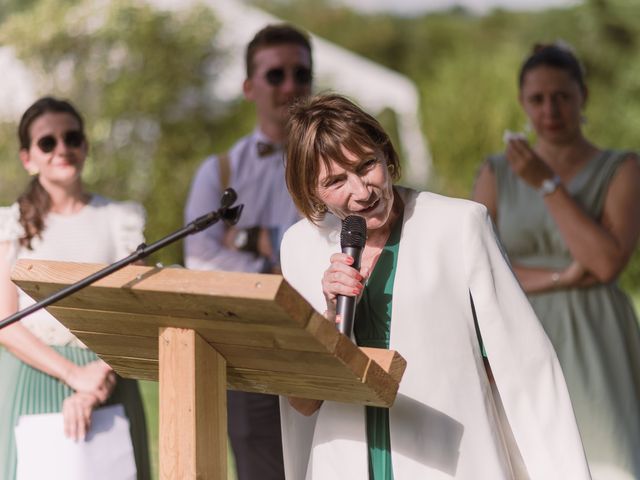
[12,260,406,480]
[159,327,227,478]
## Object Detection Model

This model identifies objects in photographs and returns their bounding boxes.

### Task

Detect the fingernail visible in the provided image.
[352,288,361,295]
[346,256,354,264]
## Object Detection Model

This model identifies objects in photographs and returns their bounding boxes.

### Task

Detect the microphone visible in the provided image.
[336,215,367,337]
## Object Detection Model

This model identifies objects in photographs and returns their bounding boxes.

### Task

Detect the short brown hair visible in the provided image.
[285,93,401,223]
[245,24,312,78]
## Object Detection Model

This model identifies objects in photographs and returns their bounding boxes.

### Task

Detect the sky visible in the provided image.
[337,0,582,15]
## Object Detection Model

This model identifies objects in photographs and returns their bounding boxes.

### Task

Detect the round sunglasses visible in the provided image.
[34,130,85,153]
[264,66,312,87]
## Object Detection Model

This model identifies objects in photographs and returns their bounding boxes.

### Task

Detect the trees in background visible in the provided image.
[258,0,640,288]
[0,0,247,264]
[1,0,639,286]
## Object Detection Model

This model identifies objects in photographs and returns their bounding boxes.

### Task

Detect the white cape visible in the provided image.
[279,188,590,480]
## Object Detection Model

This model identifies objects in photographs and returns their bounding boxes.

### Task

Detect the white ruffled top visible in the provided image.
[0,195,145,347]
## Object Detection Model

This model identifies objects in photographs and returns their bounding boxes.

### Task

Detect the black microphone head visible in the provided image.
[220,188,238,209]
[340,215,367,248]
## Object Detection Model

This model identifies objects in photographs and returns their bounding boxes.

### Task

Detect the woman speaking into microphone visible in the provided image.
[277,93,590,480]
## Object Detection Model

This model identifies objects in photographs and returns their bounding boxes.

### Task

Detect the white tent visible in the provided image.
[151,0,432,187]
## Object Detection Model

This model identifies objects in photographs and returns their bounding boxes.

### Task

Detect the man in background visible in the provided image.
[183,24,313,479]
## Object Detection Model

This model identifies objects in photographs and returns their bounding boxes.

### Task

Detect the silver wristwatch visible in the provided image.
[538,175,561,196]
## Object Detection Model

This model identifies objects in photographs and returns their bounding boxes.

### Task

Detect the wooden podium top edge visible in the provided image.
[12,259,288,300]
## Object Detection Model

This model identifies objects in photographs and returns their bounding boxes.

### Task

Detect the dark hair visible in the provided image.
[285,93,401,223]
[245,24,312,78]
[518,43,586,92]
[17,96,85,249]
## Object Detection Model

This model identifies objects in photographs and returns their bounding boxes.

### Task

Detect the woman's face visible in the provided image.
[20,112,87,188]
[316,146,394,232]
[519,65,586,144]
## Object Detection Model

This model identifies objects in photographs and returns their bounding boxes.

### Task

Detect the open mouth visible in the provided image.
[359,197,379,214]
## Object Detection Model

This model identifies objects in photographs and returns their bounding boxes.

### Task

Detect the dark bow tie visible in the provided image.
[257,141,277,157]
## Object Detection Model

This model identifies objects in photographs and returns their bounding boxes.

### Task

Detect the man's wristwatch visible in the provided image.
[233,226,260,253]
[538,175,561,196]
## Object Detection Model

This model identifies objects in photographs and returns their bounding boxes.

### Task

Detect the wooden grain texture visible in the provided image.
[100,355,158,381]
[360,347,407,383]
[13,260,314,327]
[227,366,398,407]
[50,306,331,352]
[12,260,405,407]
[103,353,397,407]
[76,330,372,379]
[159,328,227,480]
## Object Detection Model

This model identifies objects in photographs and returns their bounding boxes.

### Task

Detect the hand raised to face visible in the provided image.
[505,138,556,189]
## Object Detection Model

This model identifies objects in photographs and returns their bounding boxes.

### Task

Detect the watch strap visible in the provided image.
[538,175,561,196]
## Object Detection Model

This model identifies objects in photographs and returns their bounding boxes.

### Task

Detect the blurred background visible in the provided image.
[1,0,638,478]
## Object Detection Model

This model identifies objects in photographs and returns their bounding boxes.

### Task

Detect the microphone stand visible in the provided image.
[0,188,243,331]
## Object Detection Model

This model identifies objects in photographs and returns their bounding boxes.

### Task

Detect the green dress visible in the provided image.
[354,215,402,480]
[0,347,151,480]
[489,150,640,478]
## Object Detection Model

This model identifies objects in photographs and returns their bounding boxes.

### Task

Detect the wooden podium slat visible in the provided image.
[74,330,372,379]
[50,306,336,353]
[100,355,398,407]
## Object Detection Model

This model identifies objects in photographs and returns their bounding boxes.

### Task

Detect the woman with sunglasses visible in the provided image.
[0,96,150,479]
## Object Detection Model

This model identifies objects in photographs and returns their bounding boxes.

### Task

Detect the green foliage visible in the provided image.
[0,0,45,22]
[0,0,239,266]
[0,122,23,201]
[418,43,524,195]
[254,0,640,289]
[1,0,639,289]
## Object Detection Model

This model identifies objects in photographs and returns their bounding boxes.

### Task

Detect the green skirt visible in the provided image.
[0,345,151,480]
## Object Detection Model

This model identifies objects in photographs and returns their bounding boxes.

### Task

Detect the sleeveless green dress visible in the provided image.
[354,215,402,480]
[489,150,640,478]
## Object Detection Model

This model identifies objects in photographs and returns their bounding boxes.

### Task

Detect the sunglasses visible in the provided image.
[264,66,312,87]
[35,130,85,153]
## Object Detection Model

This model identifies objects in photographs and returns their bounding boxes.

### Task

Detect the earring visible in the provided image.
[580,113,588,125]
[313,203,327,214]
[28,167,39,177]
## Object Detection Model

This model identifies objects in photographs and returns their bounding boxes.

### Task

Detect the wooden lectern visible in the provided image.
[12,259,406,480]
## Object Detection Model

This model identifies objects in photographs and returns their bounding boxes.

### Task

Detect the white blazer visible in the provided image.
[279,187,590,480]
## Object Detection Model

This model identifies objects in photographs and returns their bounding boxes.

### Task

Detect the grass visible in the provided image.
[138,381,159,479]
[138,380,237,480]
